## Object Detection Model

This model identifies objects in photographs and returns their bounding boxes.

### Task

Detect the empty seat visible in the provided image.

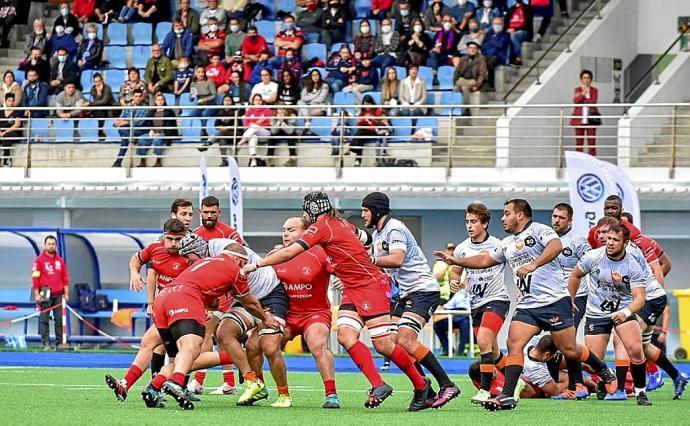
[54,119,75,143]
[333,91,356,115]
[29,119,50,141]
[132,23,153,45]
[179,93,195,116]
[418,66,434,90]
[131,46,149,68]
[390,118,413,142]
[308,116,333,142]
[438,91,463,116]
[105,46,127,69]
[276,0,297,13]
[80,70,95,90]
[206,118,218,137]
[78,119,100,142]
[437,65,455,90]
[14,69,24,86]
[394,66,407,80]
[354,0,370,18]
[302,43,327,63]
[105,70,124,92]
[163,93,176,107]
[179,118,202,142]
[413,117,439,142]
[103,119,121,142]
[256,20,276,42]
[155,22,172,43]
[106,23,128,45]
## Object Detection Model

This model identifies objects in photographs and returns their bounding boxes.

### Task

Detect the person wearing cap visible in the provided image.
[433,242,456,305]
[452,39,487,111]
[342,51,378,104]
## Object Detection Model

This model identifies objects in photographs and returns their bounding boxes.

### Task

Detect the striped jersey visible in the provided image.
[626,242,666,301]
[453,235,509,309]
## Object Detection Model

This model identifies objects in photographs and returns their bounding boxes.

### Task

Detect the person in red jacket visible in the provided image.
[570,69,599,156]
[586,195,640,248]
[32,235,70,350]
[193,195,244,243]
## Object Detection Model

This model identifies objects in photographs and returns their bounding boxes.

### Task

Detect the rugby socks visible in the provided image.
[150,352,165,377]
[324,379,337,396]
[244,371,257,383]
[494,352,506,373]
[615,359,630,392]
[650,347,679,381]
[223,371,236,387]
[171,372,186,386]
[565,357,584,390]
[501,354,524,398]
[578,345,607,372]
[646,361,660,375]
[150,373,168,391]
[123,365,143,391]
[630,359,647,395]
[257,372,265,383]
[277,385,290,396]
[480,352,495,391]
[347,341,385,388]
[414,345,453,388]
[413,360,426,377]
[390,344,426,390]
[218,352,232,366]
[194,369,207,386]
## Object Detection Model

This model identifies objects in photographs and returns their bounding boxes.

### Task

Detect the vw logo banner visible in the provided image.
[227,156,244,235]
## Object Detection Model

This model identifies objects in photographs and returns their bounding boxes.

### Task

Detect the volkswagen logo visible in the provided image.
[576,174,605,203]
[231,177,240,204]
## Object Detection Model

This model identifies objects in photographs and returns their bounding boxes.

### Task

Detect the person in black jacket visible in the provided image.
[200,95,240,167]
[277,70,300,106]
[320,0,347,49]
[49,47,80,94]
[53,2,81,37]
[77,24,104,70]
[136,91,178,167]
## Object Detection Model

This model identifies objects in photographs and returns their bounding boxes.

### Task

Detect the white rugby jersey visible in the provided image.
[208,238,280,300]
[372,218,439,297]
[522,335,553,389]
[489,222,565,309]
[454,235,509,309]
[626,242,667,301]
[557,229,591,298]
[577,247,646,319]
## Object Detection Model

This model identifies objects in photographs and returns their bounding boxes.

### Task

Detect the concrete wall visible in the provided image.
[637,0,690,54]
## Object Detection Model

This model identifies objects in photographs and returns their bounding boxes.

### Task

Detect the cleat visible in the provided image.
[141,384,165,408]
[596,380,607,400]
[185,388,201,402]
[380,360,391,372]
[187,379,203,395]
[551,384,588,400]
[482,394,517,411]
[237,379,266,406]
[105,374,128,402]
[673,373,688,400]
[598,367,618,395]
[423,387,437,409]
[636,391,653,406]
[514,379,527,401]
[250,386,269,403]
[431,383,460,409]
[408,378,432,411]
[162,380,195,410]
[323,393,340,409]
[270,394,293,408]
[471,389,492,404]
[604,389,628,401]
[646,369,665,392]
[210,384,237,395]
[365,383,394,408]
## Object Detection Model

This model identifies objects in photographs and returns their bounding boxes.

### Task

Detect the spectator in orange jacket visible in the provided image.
[32,235,70,350]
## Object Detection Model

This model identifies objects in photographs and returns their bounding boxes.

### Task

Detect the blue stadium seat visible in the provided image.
[352,19,377,38]
[206,118,218,137]
[103,119,121,142]
[418,66,434,90]
[414,117,439,142]
[368,91,381,105]
[132,23,153,45]
[155,22,172,43]
[179,93,194,116]
[390,118,413,142]
[131,46,149,68]
[354,0,370,18]
[106,23,128,45]
[80,70,95,90]
[105,70,124,91]
[256,20,276,42]
[54,119,75,143]
[276,0,297,13]
[180,118,202,142]
[78,119,100,142]
[437,65,455,91]
[30,119,50,141]
[333,91,356,115]
[330,42,355,53]
[394,66,407,80]
[256,0,275,19]
[164,93,176,107]
[307,116,333,143]
[302,43,327,63]
[439,91,463,116]
[105,46,127,69]
[95,23,104,40]
[427,91,439,106]
[14,69,24,86]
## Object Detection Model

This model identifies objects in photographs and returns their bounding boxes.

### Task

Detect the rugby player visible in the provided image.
[587,195,640,248]
[243,192,431,410]
[435,199,616,411]
[450,202,511,404]
[193,195,244,243]
[361,192,460,409]
[105,219,189,402]
[568,223,652,406]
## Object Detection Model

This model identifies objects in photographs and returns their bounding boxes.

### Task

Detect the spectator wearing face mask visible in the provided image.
[321,0,347,49]
[449,0,476,33]
[371,0,394,21]
[21,47,50,83]
[457,18,484,55]
[77,23,103,70]
[481,16,510,91]
[392,0,419,46]
[373,18,400,72]
[224,17,246,64]
[174,57,194,96]
[200,0,226,35]
[269,15,304,69]
[354,19,376,61]
[277,48,302,83]
[424,0,450,33]
[427,14,459,83]
[400,18,431,67]
[505,0,532,66]
[241,26,269,82]
[48,24,79,66]
[49,47,80,95]
[53,2,80,37]
[174,0,200,37]
[296,0,323,44]
[475,0,501,31]
[197,17,226,63]
[22,19,48,65]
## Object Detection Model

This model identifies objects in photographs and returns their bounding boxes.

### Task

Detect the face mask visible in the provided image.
[413,25,422,33]
[61,8,69,16]
[55,26,65,35]
[230,24,239,33]
[249,34,257,41]
[443,22,452,31]
[360,26,370,34]
[179,63,188,71]
[381,25,391,34]
[174,28,183,35]
[493,24,503,32]
[35,28,44,35]
[458,0,467,5]
[209,24,218,32]
[483,0,492,8]
[286,56,294,62]
[400,9,409,17]
[87,32,96,40]
[470,27,479,33]
[283,23,294,31]
[58,55,67,63]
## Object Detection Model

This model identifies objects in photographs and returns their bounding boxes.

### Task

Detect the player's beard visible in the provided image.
[203,218,217,228]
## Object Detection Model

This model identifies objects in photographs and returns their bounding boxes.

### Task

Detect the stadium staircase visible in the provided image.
[632,104,690,167]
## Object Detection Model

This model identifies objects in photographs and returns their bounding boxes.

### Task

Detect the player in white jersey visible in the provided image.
[361,192,460,409]
[450,202,510,404]
[568,223,652,406]
[435,199,616,411]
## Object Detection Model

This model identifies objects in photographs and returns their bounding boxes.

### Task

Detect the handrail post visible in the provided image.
[557,108,565,176]
[669,105,677,179]
[446,108,454,179]
[24,112,32,178]
[595,0,602,19]
[126,111,133,178]
[336,110,345,179]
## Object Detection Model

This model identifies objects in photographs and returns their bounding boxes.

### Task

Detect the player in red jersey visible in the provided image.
[192,195,244,243]
[587,195,640,248]
[105,219,189,402]
[242,192,431,410]
[142,244,279,410]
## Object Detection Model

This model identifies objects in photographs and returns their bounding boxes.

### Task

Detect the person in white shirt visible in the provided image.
[249,69,278,105]
[398,64,427,117]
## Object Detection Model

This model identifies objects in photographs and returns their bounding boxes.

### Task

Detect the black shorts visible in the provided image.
[574,295,588,328]
[471,300,511,329]
[391,291,440,322]
[157,319,206,358]
[259,284,289,320]
[584,315,636,336]
[638,295,667,326]
[512,297,574,332]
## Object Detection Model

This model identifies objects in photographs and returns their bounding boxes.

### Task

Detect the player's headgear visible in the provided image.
[303,191,332,223]
[178,233,208,257]
[361,192,390,226]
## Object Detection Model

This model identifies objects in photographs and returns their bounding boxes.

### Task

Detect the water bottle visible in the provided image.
[113,298,119,312]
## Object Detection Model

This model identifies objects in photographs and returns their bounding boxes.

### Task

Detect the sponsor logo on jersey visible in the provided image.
[562,247,573,257]
[612,271,622,283]
[302,266,312,276]
[515,239,525,250]
[525,236,536,248]
[285,283,313,291]
[548,316,562,326]
[168,308,189,316]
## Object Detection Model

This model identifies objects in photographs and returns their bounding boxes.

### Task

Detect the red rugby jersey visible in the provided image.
[172,253,250,306]
[193,220,244,244]
[274,245,333,314]
[137,241,189,289]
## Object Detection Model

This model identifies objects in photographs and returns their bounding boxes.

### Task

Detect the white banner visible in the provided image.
[199,154,208,226]
[599,160,641,229]
[227,156,243,234]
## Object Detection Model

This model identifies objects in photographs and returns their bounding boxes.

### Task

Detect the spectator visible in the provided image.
[400,18,431,66]
[73,0,97,24]
[325,45,355,94]
[296,0,323,44]
[505,0,532,66]
[227,50,244,75]
[119,68,147,106]
[475,0,501,31]
[343,52,377,103]
[144,43,174,93]
[392,0,419,46]
[227,69,250,104]
[117,0,139,22]
[204,95,238,167]
[449,0,476,33]
[532,0,569,42]
[163,19,194,67]
[247,50,271,85]
[86,72,114,139]
[433,286,470,357]
[457,18,484,55]
[77,24,104,70]
[398,63,426,117]
[298,68,329,124]
[174,56,194,96]
[380,66,400,115]
[373,18,400,72]
[0,70,21,107]
[371,0,394,20]
[453,40,486,107]
[53,2,80,37]
[112,88,148,167]
[135,0,160,23]
[55,81,85,119]
[200,0,226,35]
[321,0,347,49]
[250,68,278,104]
[49,48,80,94]
[48,25,79,65]
[424,0,450,33]
[240,26,268,81]
[427,14,459,83]
[432,242,455,305]
[22,69,49,118]
[238,93,272,167]
[277,69,300,105]
[189,65,217,135]
[570,69,599,156]
[197,17,226,63]
[224,17,245,64]
[224,0,247,21]
[22,19,48,66]
[21,47,50,83]
[354,19,376,61]
[137,91,178,167]
[481,16,510,91]
[354,95,391,166]
[94,0,119,24]
[205,53,228,93]
[0,0,16,48]
[277,48,302,83]
[0,92,20,166]
[270,14,304,69]
[174,0,200,36]
[268,106,298,166]
[32,236,70,350]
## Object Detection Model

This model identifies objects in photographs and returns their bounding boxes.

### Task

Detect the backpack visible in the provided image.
[76,283,97,313]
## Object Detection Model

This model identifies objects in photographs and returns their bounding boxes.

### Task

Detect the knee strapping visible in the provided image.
[398,316,424,334]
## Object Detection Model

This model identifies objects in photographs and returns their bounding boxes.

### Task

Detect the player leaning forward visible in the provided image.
[361,192,460,409]
[243,192,431,410]
[435,199,616,411]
